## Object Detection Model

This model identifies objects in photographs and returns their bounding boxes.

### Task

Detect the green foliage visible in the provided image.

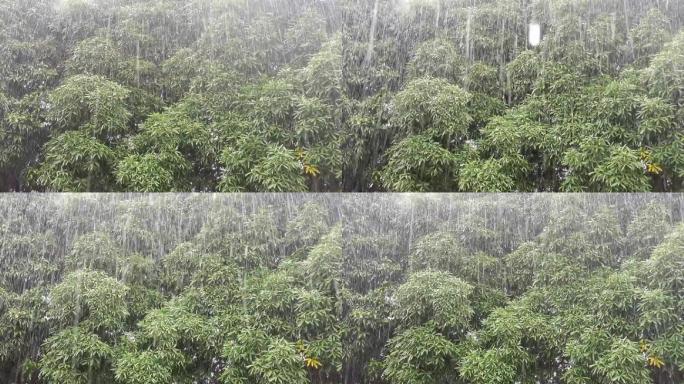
[643,31,684,104]
[647,224,684,298]
[563,142,651,192]
[302,225,343,292]
[29,131,117,191]
[589,145,651,192]
[248,338,308,384]
[378,135,460,192]
[391,77,472,139]
[383,326,459,384]
[285,202,330,249]
[246,145,308,192]
[592,339,651,384]
[410,230,467,273]
[115,154,175,192]
[458,158,515,192]
[120,103,215,191]
[48,271,129,334]
[506,51,542,103]
[299,38,343,101]
[47,75,131,137]
[460,347,518,384]
[407,38,464,83]
[631,9,672,67]
[393,270,474,332]
[464,62,501,97]
[66,37,125,80]
[137,301,212,352]
[65,231,123,274]
[114,350,176,384]
[39,327,113,384]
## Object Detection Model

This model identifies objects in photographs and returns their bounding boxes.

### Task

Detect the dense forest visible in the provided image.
[1,0,683,192]
[0,194,682,383]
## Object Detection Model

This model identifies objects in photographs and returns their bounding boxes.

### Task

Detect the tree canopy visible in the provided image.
[0,0,683,191]
[0,194,683,383]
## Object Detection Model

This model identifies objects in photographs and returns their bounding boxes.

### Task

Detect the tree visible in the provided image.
[114,350,180,384]
[46,75,131,138]
[47,270,129,335]
[458,158,515,192]
[39,327,114,384]
[29,131,117,191]
[382,326,460,384]
[392,270,473,333]
[407,38,464,83]
[247,338,308,384]
[378,135,461,192]
[246,145,308,192]
[117,103,215,191]
[391,77,472,140]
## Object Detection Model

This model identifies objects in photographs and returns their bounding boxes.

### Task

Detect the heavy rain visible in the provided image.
[1,0,684,383]
[0,0,683,192]
[0,193,683,383]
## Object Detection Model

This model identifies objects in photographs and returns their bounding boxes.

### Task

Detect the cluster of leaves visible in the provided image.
[1,0,683,192]
[0,194,682,383]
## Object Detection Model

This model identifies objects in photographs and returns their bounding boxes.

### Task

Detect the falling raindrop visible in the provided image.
[364,0,380,68]
[529,22,541,47]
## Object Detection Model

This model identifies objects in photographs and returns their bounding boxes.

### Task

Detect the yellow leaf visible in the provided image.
[647,163,662,175]
[647,355,665,369]
[303,164,320,176]
[305,357,322,369]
